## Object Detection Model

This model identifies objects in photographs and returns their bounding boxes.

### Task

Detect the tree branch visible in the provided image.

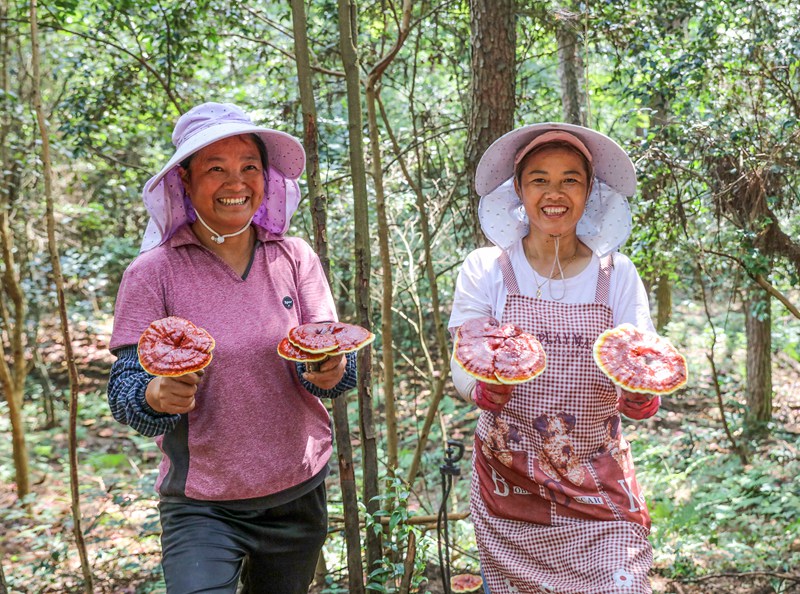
[704,248,800,319]
[36,20,184,113]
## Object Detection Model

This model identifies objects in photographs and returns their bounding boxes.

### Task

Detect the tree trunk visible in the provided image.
[655,274,672,332]
[0,0,30,504]
[374,93,454,489]
[290,1,364,589]
[365,0,412,474]
[3,382,29,500]
[555,8,586,126]
[744,284,772,434]
[337,0,381,577]
[464,0,516,247]
[366,85,399,471]
[30,0,94,589]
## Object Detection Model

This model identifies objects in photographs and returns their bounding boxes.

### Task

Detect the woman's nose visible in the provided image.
[223,171,246,186]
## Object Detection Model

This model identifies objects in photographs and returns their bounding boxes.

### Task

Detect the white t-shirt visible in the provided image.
[448,240,655,399]
[449,240,654,332]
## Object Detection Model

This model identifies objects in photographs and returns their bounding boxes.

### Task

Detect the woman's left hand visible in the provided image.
[617,388,661,420]
[303,354,346,390]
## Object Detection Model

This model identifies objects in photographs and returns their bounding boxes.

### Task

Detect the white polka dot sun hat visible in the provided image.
[140,102,306,252]
[475,122,636,257]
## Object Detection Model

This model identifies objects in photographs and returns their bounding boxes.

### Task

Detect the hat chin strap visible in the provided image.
[193,211,254,244]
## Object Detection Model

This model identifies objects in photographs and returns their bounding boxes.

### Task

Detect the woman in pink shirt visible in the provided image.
[108,102,354,593]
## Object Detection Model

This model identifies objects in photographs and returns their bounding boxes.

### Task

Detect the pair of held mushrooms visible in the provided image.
[453,316,688,396]
[137,316,375,377]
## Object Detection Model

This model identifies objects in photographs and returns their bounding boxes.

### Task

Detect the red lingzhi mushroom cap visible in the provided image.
[287,322,375,355]
[138,316,215,377]
[593,323,688,395]
[454,316,546,385]
[450,573,484,593]
[277,337,328,362]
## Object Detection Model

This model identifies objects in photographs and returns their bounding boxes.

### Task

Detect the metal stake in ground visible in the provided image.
[438,439,465,594]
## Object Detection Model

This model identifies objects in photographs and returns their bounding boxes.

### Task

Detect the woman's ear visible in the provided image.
[513,176,522,199]
[178,166,191,194]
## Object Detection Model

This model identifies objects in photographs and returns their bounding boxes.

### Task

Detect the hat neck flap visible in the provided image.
[477,177,632,257]
[140,164,300,252]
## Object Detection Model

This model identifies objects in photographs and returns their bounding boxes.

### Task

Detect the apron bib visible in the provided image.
[471,252,653,594]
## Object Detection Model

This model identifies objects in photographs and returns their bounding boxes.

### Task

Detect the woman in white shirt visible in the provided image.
[449,123,659,593]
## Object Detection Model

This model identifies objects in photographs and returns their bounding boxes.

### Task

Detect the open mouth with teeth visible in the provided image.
[542,205,568,216]
[218,196,249,206]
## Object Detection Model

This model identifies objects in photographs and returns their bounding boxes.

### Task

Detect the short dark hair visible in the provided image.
[179,133,269,172]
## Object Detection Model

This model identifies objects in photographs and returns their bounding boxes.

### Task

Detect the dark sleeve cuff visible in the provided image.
[108,345,181,437]
[295,351,358,399]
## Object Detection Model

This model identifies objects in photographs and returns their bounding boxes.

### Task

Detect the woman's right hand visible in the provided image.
[145,372,203,414]
[473,381,515,413]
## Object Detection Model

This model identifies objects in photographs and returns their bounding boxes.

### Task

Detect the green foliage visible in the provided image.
[636,422,800,577]
[365,476,431,593]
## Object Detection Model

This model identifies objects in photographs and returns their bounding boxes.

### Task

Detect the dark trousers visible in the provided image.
[159,483,327,594]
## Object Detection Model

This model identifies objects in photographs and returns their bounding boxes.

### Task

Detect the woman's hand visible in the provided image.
[145,371,204,414]
[617,388,660,420]
[473,381,514,413]
[303,354,346,390]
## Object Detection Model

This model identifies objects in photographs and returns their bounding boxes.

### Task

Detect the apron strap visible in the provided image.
[498,250,521,295]
[594,254,614,305]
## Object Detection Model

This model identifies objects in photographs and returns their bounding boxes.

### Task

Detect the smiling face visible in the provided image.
[514,145,592,239]
[179,135,265,235]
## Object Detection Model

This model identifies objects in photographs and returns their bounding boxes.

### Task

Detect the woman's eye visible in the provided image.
[244,165,259,172]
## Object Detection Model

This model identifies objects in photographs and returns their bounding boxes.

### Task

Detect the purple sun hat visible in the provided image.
[140,102,305,252]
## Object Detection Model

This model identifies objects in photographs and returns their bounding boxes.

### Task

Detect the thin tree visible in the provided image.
[554,6,586,126]
[290,0,364,589]
[374,93,453,488]
[709,153,796,434]
[29,0,93,590]
[464,0,516,247]
[0,0,31,505]
[365,0,413,472]
[337,0,381,574]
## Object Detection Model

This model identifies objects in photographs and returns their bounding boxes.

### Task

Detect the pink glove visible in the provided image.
[617,389,661,420]
[473,382,514,413]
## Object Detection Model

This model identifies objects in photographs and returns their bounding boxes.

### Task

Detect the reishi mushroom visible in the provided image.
[278,322,375,363]
[138,316,215,376]
[593,323,688,395]
[453,316,546,385]
[450,573,484,593]
[276,337,328,363]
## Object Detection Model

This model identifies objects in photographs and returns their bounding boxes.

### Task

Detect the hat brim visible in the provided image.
[475,122,636,197]
[145,123,305,193]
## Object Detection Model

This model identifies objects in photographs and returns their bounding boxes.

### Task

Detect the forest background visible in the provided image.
[1,0,799,592]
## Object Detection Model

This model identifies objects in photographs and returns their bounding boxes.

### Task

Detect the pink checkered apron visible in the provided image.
[471,252,653,594]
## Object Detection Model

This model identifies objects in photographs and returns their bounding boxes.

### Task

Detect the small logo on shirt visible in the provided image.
[282,296,294,309]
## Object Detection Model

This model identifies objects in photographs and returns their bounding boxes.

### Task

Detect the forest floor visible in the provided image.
[1,318,799,593]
